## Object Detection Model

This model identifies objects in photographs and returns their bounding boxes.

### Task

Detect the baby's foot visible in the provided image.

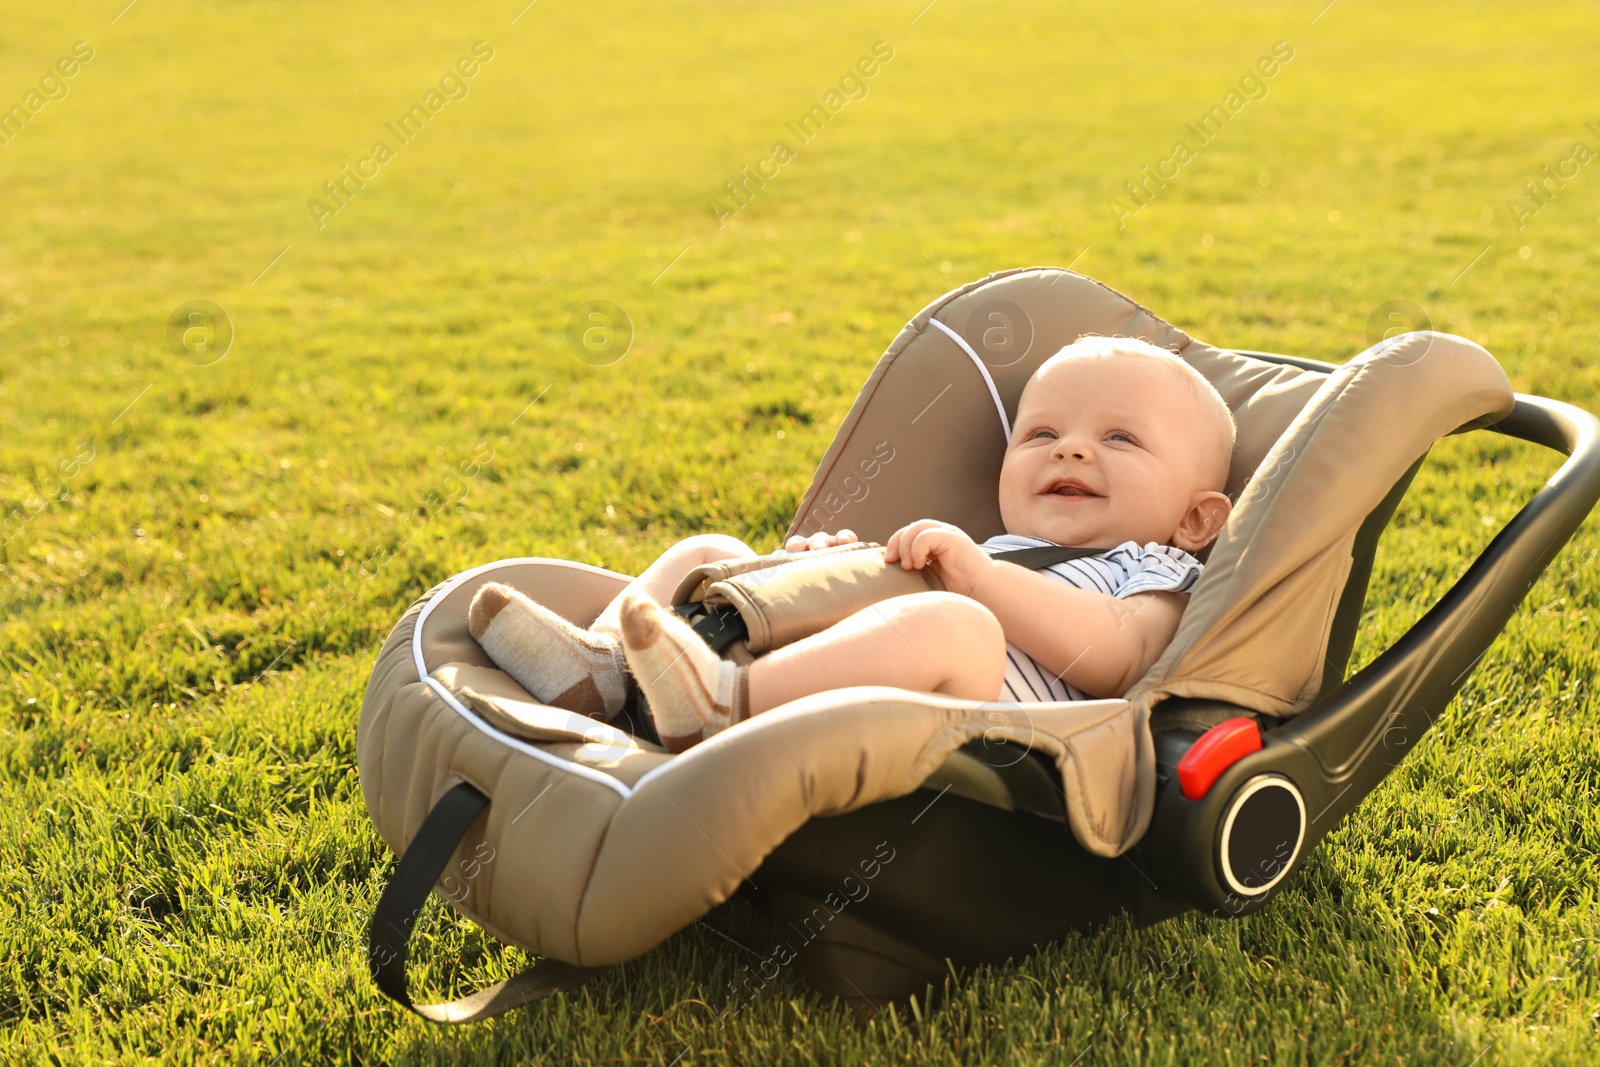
[617,593,749,754]
[468,583,635,721]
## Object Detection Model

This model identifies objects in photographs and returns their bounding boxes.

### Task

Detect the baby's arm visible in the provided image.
[973,569,1185,698]
[885,520,1185,698]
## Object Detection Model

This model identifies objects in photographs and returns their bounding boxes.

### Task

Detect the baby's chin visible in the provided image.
[1003,521,1176,549]
[1003,524,1112,548]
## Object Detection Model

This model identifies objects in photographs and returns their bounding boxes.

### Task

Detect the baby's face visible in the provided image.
[998,356,1228,551]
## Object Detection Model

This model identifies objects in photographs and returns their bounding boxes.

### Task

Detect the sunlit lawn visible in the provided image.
[2,0,1597,1062]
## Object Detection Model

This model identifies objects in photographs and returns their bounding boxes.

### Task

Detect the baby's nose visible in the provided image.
[1052,437,1091,460]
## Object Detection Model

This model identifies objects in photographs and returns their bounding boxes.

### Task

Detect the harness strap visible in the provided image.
[987,543,1110,571]
[676,544,1111,652]
[369,781,599,1023]
[672,599,748,654]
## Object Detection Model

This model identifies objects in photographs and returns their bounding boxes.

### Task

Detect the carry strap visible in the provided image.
[674,544,1110,652]
[369,781,599,1023]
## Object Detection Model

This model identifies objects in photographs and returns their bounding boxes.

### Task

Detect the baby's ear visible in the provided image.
[1174,491,1232,552]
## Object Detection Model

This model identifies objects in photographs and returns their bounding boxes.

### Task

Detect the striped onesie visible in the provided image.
[978,534,1204,703]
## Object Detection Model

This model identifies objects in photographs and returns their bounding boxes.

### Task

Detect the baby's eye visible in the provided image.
[1106,430,1136,444]
[1026,428,1056,441]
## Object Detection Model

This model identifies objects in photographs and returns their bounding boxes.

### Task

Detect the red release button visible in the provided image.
[1177,717,1263,800]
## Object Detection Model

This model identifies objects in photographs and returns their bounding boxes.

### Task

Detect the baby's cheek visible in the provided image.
[996,470,1030,524]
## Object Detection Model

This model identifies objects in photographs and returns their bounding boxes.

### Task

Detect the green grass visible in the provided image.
[2,0,1598,1062]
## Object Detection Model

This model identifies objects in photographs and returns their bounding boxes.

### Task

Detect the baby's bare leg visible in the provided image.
[591,533,757,636]
[747,592,1006,715]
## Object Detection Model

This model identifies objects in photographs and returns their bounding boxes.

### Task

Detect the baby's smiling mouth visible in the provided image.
[1041,478,1101,498]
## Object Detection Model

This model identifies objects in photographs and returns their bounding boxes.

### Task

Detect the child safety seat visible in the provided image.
[358,268,1600,1020]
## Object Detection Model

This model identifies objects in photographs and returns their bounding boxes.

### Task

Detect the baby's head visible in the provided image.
[997,336,1236,553]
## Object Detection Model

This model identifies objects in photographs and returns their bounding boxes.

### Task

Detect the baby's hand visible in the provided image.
[783,528,860,554]
[884,520,992,598]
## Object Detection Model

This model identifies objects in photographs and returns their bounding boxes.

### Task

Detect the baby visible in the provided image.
[469,335,1235,752]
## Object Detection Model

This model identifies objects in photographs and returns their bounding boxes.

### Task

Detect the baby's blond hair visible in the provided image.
[1029,335,1237,492]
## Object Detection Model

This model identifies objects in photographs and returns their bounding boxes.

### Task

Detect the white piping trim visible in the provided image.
[411,557,635,799]
[929,317,1011,441]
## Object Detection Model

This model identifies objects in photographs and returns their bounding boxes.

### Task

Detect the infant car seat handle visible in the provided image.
[368,782,599,1023]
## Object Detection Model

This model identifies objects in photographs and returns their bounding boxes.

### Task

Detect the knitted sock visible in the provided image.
[617,592,750,754]
[468,583,636,721]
